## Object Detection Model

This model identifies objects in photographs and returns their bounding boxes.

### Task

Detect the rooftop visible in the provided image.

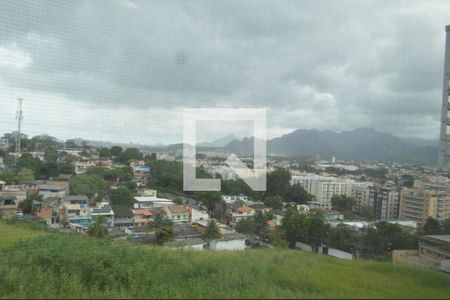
[39,184,66,191]
[236,206,254,213]
[133,209,153,216]
[63,195,89,202]
[167,205,190,214]
[134,196,172,203]
[423,235,450,244]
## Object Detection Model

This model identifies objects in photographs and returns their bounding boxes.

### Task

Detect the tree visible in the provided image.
[361,221,417,256]
[281,209,309,248]
[327,224,357,252]
[285,184,313,204]
[147,213,174,244]
[16,153,40,177]
[263,195,283,209]
[44,148,58,163]
[196,191,222,214]
[110,146,123,157]
[266,168,291,197]
[307,211,329,252]
[64,139,79,148]
[99,148,111,158]
[17,168,34,183]
[40,161,59,179]
[331,195,355,212]
[18,193,41,214]
[69,174,110,200]
[202,220,222,242]
[118,148,142,164]
[423,217,442,235]
[211,200,227,219]
[58,162,75,175]
[0,169,16,184]
[442,218,450,234]
[254,210,272,231]
[88,216,108,238]
[235,218,256,235]
[115,166,134,183]
[144,152,157,161]
[110,187,134,208]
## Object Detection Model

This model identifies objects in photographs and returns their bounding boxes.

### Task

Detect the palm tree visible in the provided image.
[147,213,174,244]
[88,215,108,238]
[202,220,222,248]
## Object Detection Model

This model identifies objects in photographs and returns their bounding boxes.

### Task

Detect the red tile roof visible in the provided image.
[237,206,254,213]
[133,209,153,216]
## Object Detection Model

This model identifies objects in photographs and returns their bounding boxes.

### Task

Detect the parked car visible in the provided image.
[16,211,24,219]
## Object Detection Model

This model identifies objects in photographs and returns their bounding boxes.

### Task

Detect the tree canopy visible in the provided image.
[202,220,222,242]
[69,174,110,200]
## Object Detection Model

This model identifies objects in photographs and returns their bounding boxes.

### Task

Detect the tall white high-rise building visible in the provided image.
[438,25,450,167]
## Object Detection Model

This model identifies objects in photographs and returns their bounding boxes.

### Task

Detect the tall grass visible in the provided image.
[0,220,48,248]
[0,224,449,298]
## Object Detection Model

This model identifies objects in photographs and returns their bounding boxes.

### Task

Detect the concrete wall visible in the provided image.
[295,241,313,252]
[210,239,246,251]
[326,248,353,260]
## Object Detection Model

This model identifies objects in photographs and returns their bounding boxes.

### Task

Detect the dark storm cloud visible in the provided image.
[1,0,449,140]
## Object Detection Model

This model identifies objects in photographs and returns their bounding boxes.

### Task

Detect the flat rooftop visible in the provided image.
[424,235,450,243]
[134,196,172,203]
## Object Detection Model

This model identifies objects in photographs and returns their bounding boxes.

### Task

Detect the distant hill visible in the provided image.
[42,127,437,164]
[224,128,438,164]
[198,134,239,148]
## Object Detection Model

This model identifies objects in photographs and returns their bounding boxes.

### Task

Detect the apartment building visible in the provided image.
[399,189,450,225]
[368,185,400,220]
[91,202,115,227]
[290,173,354,209]
[414,176,450,191]
[60,195,92,228]
[351,182,372,212]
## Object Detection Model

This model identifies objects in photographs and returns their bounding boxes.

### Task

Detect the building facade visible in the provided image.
[368,186,400,220]
[400,189,450,225]
[290,173,355,209]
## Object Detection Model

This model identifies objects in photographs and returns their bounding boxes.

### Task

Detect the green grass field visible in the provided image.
[0,222,449,299]
[0,221,48,248]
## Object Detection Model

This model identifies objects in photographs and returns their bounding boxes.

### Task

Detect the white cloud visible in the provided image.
[0,44,31,69]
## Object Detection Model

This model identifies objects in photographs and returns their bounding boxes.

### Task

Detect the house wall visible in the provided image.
[210,239,246,251]
[325,247,353,260]
[39,190,67,200]
[191,208,209,222]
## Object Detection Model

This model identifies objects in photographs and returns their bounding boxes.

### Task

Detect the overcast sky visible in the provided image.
[1,0,449,144]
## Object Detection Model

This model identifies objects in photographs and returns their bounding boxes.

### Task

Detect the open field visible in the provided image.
[0,222,449,299]
[0,221,48,248]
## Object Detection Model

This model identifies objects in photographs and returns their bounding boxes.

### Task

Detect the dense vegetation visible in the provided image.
[0,222,449,299]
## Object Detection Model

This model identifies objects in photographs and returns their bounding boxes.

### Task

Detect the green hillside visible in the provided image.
[0,222,449,299]
[0,221,48,248]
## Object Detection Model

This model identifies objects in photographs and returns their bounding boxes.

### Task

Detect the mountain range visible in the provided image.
[74,127,437,164]
[223,128,438,164]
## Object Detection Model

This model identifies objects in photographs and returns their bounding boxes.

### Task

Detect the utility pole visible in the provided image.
[15,97,24,166]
